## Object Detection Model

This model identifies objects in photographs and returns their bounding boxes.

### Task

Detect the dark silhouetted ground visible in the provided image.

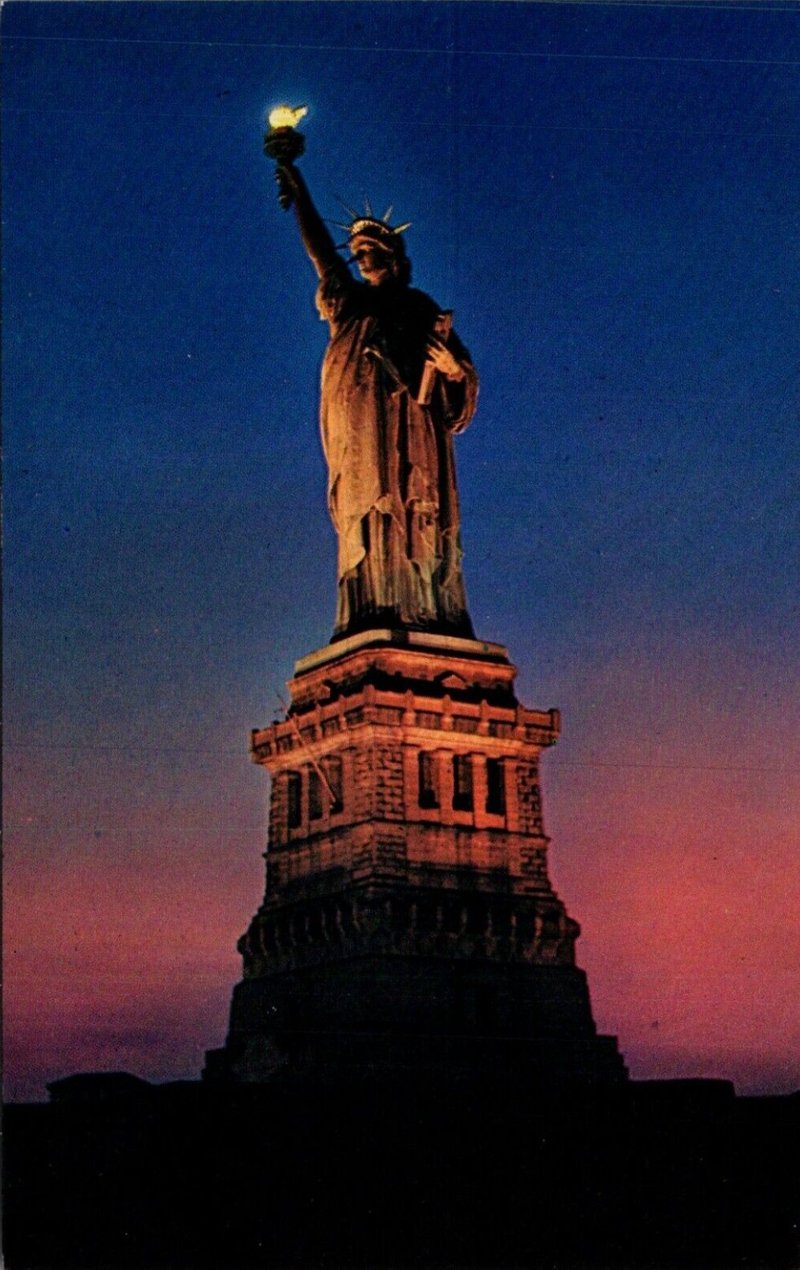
[4,1074,798,1268]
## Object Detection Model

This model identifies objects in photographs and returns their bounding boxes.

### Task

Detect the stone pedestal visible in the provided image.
[204,631,626,1085]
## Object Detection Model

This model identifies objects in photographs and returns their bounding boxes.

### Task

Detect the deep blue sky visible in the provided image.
[4,2,799,1100]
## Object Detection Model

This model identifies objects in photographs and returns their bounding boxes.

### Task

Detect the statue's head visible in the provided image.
[347,217,412,287]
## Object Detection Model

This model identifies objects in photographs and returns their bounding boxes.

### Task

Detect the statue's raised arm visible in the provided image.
[275,160,339,279]
[265,109,478,642]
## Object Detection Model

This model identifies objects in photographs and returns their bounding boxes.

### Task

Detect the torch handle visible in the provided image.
[264,126,305,163]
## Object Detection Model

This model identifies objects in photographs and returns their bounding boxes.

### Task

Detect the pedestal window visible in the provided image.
[485,757,506,815]
[287,771,302,829]
[418,751,439,809]
[452,754,474,812]
[324,756,344,814]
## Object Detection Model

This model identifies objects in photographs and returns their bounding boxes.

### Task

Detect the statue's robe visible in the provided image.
[316,260,478,640]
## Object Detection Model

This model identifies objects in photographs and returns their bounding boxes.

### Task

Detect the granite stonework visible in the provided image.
[204,631,626,1085]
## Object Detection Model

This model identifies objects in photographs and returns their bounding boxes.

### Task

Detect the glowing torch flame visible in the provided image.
[268,104,308,130]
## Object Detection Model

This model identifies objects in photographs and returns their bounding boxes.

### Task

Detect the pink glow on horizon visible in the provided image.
[546,680,800,1096]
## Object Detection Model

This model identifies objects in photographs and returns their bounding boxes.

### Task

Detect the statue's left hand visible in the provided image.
[425,336,465,381]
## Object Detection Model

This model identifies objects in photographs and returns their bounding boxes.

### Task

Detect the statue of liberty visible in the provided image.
[267,113,478,642]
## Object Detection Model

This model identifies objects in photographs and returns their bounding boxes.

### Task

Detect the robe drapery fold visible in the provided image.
[316,259,478,640]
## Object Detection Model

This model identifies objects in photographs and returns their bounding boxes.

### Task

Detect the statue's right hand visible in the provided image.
[274,165,295,211]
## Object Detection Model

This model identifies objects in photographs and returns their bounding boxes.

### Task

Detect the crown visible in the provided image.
[349,215,412,240]
[331,199,411,249]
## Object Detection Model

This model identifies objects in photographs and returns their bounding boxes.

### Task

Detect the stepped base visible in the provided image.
[204,954,626,1085]
[204,1030,626,1086]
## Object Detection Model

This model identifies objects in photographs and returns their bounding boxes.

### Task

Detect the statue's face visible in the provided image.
[351,237,395,286]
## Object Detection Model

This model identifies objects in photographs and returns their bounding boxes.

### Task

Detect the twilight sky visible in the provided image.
[4,0,799,1102]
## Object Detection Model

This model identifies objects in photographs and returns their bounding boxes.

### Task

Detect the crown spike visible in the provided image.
[364,196,374,217]
[393,221,412,234]
[334,193,360,219]
[382,204,394,222]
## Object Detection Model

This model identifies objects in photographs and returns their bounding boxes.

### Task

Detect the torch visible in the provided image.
[264,104,308,208]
